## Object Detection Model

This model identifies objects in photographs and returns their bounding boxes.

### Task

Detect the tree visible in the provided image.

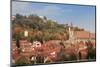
[16,56,29,65]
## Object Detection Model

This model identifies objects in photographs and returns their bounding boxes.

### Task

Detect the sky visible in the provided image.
[12,1,96,33]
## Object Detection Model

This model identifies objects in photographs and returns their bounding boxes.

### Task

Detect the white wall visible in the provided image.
[0,0,100,67]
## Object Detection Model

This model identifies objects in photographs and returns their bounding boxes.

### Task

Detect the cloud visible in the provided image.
[33,5,61,15]
[12,1,72,17]
[12,2,59,15]
[12,1,70,22]
[12,1,32,15]
[12,1,95,33]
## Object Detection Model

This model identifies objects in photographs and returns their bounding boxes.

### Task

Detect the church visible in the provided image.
[68,24,95,43]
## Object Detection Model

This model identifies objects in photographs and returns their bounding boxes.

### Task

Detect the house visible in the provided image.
[12,15,16,20]
[32,41,42,47]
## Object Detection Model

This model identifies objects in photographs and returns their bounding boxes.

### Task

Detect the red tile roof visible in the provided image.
[74,31,95,39]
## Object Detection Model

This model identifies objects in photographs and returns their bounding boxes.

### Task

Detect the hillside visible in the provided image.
[12,14,84,42]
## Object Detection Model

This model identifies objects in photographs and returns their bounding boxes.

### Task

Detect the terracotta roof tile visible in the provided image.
[74,31,95,39]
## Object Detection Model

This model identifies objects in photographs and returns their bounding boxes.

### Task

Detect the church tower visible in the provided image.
[68,23,75,44]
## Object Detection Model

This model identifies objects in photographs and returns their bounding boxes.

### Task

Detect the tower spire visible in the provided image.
[69,23,75,44]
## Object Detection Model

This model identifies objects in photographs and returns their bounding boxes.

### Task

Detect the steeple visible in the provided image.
[68,23,75,44]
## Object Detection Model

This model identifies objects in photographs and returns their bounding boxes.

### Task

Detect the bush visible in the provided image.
[16,56,29,65]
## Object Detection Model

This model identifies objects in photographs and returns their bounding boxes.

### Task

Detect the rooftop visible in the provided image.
[74,31,95,39]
